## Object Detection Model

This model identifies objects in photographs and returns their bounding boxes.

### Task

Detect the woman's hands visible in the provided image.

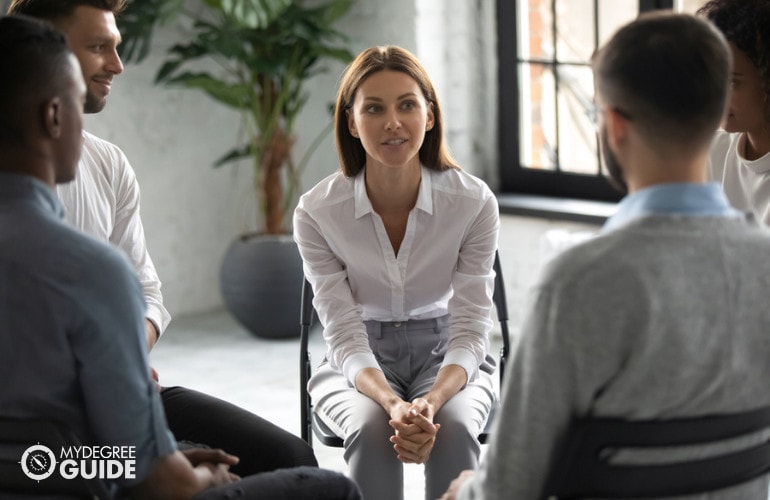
[356,365,468,465]
[389,398,440,464]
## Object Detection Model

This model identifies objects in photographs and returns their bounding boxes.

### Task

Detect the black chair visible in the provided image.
[300,251,511,447]
[0,417,112,499]
[542,405,770,499]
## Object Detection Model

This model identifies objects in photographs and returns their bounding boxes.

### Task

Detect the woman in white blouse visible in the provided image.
[293,45,500,500]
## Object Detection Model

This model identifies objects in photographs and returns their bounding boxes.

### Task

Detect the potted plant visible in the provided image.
[118,0,354,338]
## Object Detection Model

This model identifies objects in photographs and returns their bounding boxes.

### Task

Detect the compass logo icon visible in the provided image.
[20,444,57,481]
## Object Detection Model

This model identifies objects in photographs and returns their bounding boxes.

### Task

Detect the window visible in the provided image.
[498,0,696,202]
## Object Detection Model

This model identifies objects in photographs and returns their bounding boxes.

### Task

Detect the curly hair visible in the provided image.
[698,0,770,120]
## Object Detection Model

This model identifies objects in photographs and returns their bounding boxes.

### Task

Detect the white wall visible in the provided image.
[83,0,597,324]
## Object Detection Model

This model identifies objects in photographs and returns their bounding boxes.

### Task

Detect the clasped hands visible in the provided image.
[388,397,440,464]
[182,447,240,486]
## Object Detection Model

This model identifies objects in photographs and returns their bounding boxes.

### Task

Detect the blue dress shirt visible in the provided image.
[0,173,176,487]
[603,182,744,232]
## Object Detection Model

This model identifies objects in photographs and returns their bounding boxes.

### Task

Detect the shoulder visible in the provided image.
[427,168,498,220]
[297,170,354,211]
[80,132,138,194]
[82,130,125,158]
[709,130,739,164]
[19,213,139,297]
[429,167,494,198]
[64,222,137,281]
[537,226,648,300]
[81,131,133,173]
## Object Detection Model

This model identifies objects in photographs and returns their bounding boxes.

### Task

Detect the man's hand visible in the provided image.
[181,447,239,468]
[440,469,475,500]
[181,447,240,484]
[149,367,162,392]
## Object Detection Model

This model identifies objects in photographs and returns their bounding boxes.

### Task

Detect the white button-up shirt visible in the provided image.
[294,165,499,385]
[57,131,171,335]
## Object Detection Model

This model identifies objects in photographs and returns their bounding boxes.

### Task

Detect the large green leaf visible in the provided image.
[205,0,291,29]
[213,144,255,167]
[118,0,186,63]
[117,0,355,228]
[164,72,251,109]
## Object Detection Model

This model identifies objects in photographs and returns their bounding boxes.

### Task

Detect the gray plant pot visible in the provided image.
[219,233,304,339]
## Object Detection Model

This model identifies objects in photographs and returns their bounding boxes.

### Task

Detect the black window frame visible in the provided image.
[497,0,675,203]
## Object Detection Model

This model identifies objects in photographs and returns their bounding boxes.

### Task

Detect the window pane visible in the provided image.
[518,0,554,61]
[519,62,557,170]
[674,0,703,14]
[598,0,639,46]
[503,0,641,200]
[555,0,596,63]
[557,65,598,174]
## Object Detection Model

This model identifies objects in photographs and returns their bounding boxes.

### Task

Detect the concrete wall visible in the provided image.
[78,0,598,326]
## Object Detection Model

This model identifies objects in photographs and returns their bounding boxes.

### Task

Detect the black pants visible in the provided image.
[193,466,362,500]
[161,386,318,476]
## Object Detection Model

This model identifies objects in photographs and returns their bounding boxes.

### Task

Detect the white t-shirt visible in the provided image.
[57,131,171,334]
[708,130,770,225]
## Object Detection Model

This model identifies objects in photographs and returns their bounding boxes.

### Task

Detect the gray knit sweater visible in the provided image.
[459,215,770,499]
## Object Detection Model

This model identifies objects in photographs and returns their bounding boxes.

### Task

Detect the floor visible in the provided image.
[150,309,503,500]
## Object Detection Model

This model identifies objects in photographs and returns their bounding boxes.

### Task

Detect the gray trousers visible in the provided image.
[308,316,496,500]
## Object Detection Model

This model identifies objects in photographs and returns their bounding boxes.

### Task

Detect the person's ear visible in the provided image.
[426,102,435,132]
[42,97,62,139]
[346,109,359,138]
[604,107,628,153]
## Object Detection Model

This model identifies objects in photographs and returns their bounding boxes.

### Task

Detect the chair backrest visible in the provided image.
[299,250,511,446]
[542,405,770,499]
[0,417,112,499]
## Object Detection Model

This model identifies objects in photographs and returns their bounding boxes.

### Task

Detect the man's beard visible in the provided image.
[84,91,107,114]
[600,126,628,194]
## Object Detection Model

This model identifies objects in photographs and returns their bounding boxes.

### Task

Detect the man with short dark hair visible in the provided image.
[10,0,165,348]
[0,13,361,500]
[7,0,319,476]
[442,12,770,500]
[0,13,230,497]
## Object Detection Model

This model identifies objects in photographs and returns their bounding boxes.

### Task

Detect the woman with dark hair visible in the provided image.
[699,0,770,225]
[294,45,499,500]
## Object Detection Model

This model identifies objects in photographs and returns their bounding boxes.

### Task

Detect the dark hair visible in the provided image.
[0,14,71,144]
[334,45,458,177]
[7,0,126,21]
[698,0,770,122]
[592,12,730,148]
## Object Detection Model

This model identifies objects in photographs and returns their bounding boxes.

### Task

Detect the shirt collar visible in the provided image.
[353,165,434,219]
[603,182,742,232]
[0,172,63,219]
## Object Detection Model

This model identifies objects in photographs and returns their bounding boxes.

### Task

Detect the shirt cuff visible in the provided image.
[442,348,479,385]
[342,352,381,386]
[145,304,171,337]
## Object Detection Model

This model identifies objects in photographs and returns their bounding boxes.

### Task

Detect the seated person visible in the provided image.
[0,14,359,499]
[699,0,770,225]
[441,12,770,500]
[294,45,499,500]
[6,0,318,476]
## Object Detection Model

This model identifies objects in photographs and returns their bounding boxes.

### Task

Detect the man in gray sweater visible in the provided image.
[442,11,770,500]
